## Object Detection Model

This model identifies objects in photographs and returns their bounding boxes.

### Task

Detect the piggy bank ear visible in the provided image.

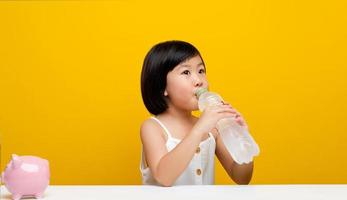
[11,154,22,169]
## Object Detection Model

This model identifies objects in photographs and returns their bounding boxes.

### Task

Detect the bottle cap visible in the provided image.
[195,88,208,98]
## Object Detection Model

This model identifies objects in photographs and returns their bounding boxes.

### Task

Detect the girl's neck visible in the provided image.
[158,105,195,124]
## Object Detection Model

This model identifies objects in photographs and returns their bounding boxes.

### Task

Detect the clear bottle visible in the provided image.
[195,88,260,164]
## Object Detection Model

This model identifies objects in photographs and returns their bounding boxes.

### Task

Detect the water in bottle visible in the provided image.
[195,88,260,164]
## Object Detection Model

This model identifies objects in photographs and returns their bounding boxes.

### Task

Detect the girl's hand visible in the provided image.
[193,103,237,136]
[222,101,249,130]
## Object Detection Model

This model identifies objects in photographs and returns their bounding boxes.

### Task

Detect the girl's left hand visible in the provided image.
[222,101,249,130]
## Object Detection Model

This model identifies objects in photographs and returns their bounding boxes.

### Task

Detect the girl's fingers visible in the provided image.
[235,115,248,128]
[216,107,237,114]
[222,101,232,107]
[221,105,240,115]
[235,118,244,126]
[220,110,244,121]
[221,113,237,119]
[210,104,242,117]
[215,104,248,127]
[229,107,242,117]
[219,112,238,119]
[220,104,235,111]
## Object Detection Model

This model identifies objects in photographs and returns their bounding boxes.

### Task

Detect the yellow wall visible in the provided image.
[1,1,346,184]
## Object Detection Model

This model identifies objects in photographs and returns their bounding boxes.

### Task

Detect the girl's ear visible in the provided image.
[164,90,168,96]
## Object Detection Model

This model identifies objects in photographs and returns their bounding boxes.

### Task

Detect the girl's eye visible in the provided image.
[182,70,190,75]
[199,69,205,73]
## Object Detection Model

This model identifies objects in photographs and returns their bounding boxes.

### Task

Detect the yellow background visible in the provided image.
[1,1,346,184]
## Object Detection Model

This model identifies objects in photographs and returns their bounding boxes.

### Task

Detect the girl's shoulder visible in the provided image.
[140,117,168,141]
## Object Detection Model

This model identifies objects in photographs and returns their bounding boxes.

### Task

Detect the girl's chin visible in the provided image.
[192,99,199,109]
[178,98,199,111]
[191,104,199,111]
[184,104,199,112]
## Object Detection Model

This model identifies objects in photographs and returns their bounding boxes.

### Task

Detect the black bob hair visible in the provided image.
[141,40,205,115]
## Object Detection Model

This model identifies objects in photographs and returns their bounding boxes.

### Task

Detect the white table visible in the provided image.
[1,185,347,200]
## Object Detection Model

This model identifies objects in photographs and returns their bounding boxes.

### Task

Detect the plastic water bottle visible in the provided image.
[195,88,260,164]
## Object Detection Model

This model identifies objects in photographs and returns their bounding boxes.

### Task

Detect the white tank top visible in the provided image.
[140,116,216,185]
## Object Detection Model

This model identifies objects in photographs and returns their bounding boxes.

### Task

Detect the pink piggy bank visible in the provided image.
[1,154,50,200]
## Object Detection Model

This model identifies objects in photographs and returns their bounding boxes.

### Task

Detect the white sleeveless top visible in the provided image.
[140,116,216,185]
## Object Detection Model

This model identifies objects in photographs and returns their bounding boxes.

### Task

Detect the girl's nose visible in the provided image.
[193,76,203,87]
[195,81,203,87]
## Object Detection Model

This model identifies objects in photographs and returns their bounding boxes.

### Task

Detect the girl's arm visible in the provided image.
[214,102,254,184]
[141,104,236,186]
[140,119,204,187]
[214,129,254,184]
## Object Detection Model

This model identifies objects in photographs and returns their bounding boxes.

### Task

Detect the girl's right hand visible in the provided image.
[193,103,237,136]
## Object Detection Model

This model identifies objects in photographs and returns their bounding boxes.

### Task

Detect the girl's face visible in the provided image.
[165,55,209,111]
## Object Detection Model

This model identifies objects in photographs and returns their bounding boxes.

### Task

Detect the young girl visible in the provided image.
[140,40,254,186]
